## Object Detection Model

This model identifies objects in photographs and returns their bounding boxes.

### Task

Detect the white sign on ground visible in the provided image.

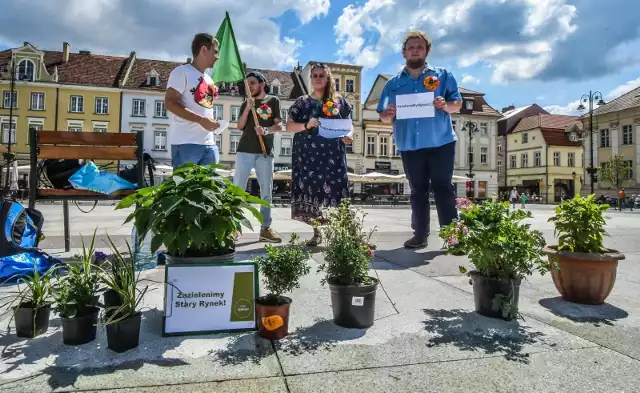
[396,92,435,119]
[163,263,258,336]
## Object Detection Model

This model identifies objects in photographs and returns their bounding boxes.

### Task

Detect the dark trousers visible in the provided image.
[401,142,457,237]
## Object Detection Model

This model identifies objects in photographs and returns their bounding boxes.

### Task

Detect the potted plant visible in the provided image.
[116,163,268,264]
[317,200,378,329]
[441,197,474,256]
[544,194,625,305]
[440,201,549,320]
[99,235,149,353]
[1,265,59,338]
[53,232,102,345]
[251,233,310,340]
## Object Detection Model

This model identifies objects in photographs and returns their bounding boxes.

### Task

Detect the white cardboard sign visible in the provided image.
[396,92,435,120]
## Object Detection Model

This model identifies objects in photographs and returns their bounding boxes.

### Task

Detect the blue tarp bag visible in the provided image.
[0,199,43,257]
[69,161,137,195]
[0,252,59,282]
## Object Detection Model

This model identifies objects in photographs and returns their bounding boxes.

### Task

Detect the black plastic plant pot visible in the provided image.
[61,306,100,346]
[106,312,142,353]
[470,272,521,320]
[13,303,51,338]
[103,289,123,309]
[328,277,379,329]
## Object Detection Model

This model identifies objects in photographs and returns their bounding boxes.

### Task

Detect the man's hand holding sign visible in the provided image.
[381,94,451,122]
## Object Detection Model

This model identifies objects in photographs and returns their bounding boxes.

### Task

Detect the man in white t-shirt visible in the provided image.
[165,33,221,169]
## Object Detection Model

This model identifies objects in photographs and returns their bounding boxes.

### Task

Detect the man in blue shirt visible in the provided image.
[378,31,462,248]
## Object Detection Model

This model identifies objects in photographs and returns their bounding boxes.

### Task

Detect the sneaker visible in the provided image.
[404,235,428,249]
[306,235,322,247]
[259,228,282,243]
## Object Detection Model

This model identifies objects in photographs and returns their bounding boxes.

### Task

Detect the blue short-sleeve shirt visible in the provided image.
[377,64,462,152]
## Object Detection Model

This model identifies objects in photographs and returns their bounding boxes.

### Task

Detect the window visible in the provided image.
[569,132,578,141]
[335,78,340,91]
[154,131,167,150]
[95,97,108,115]
[155,100,167,117]
[622,125,633,145]
[497,160,502,174]
[214,134,222,151]
[568,152,575,167]
[468,146,474,164]
[452,120,456,132]
[68,121,83,132]
[480,122,488,135]
[230,134,241,153]
[30,92,44,110]
[623,160,634,180]
[600,128,610,147]
[392,138,400,156]
[367,135,376,155]
[521,153,528,168]
[497,141,502,152]
[1,120,16,144]
[346,141,353,154]
[280,108,288,123]
[510,154,516,168]
[346,79,355,93]
[480,147,487,164]
[70,95,83,112]
[478,181,488,198]
[271,85,280,95]
[534,151,541,167]
[17,59,34,81]
[230,106,241,122]
[3,91,17,108]
[149,76,158,86]
[522,133,528,143]
[93,125,107,133]
[379,137,389,156]
[280,137,292,156]
[553,152,561,166]
[213,104,223,120]
[28,120,43,144]
[465,100,473,110]
[132,99,145,116]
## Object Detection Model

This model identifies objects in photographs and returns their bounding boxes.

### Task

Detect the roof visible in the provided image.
[591,86,640,117]
[499,105,532,121]
[454,88,501,117]
[458,87,483,95]
[246,68,305,100]
[512,114,582,147]
[124,57,183,90]
[540,129,582,147]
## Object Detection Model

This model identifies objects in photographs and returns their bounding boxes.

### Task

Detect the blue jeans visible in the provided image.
[233,152,273,230]
[171,144,219,169]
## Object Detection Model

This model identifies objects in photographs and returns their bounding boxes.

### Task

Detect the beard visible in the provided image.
[406,58,426,69]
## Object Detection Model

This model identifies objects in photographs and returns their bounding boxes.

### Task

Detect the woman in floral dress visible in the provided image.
[286,63,353,246]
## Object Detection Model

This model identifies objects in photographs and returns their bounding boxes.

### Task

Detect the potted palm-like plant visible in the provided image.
[116,163,268,264]
[317,200,378,329]
[251,233,310,340]
[1,265,59,338]
[441,201,549,320]
[544,194,625,304]
[53,232,102,345]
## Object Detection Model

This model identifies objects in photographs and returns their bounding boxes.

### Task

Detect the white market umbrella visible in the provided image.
[9,161,19,191]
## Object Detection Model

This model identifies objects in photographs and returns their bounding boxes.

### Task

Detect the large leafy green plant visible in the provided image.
[441,201,549,280]
[252,233,311,305]
[548,194,609,253]
[116,163,269,257]
[317,200,376,286]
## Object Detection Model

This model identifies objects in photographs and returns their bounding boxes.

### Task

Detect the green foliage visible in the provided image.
[116,163,269,258]
[317,200,376,286]
[598,154,633,190]
[548,194,609,253]
[441,201,548,280]
[53,230,101,318]
[252,233,311,305]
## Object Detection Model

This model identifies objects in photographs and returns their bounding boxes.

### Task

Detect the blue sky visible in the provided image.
[2,0,639,114]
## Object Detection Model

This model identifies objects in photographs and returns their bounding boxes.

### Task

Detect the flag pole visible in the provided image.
[243,79,267,158]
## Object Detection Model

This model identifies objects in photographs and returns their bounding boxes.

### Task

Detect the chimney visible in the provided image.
[186,57,192,64]
[62,42,70,63]
[501,105,515,113]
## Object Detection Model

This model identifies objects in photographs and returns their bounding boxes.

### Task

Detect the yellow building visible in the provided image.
[505,114,583,203]
[0,42,125,165]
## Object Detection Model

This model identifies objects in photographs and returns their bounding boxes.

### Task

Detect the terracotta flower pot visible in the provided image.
[255,296,291,340]
[544,246,625,305]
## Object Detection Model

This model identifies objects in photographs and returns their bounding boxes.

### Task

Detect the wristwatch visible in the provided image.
[263,127,270,135]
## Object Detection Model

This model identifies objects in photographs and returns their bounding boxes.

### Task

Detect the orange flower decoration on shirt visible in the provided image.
[322,100,340,117]
[424,75,439,91]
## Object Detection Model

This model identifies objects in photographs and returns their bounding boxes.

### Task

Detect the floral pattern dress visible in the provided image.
[288,95,352,224]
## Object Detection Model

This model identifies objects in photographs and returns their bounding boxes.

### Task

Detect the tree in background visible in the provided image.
[598,154,634,209]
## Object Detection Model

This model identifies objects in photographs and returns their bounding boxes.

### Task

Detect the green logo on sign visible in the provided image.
[233,299,253,319]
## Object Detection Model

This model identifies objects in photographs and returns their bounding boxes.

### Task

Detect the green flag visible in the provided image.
[211,12,245,83]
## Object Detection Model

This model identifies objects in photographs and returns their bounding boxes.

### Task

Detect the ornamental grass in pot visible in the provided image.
[545,194,625,305]
[251,233,311,340]
[317,200,378,329]
[116,163,268,265]
[441,201,549,320]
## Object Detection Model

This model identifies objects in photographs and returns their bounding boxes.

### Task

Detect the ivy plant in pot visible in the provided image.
[116,163,268,264]
[251,233,310,340]
[441,201,549,320]
[53,233,102,345]
[1,265,59,338]
[99,235,149,353]
[317,200,378,329]
[544,194,625,305]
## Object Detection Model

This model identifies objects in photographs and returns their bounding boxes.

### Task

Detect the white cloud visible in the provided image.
[545,76,640,115]
[543,100,581,115]
[461,73,480,84]
[334,0,577,83]
[0,0,330,70]
[607,77,640,99]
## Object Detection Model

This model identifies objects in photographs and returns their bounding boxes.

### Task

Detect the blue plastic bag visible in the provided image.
[0,252,60,282]
[69,162,137,195]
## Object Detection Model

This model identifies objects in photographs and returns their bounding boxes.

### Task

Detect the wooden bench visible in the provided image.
[28,130,144,252]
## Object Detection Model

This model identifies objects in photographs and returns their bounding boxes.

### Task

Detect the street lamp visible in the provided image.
[461,120,479,180]
[0,60,17,197]
[577,91,606,195]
